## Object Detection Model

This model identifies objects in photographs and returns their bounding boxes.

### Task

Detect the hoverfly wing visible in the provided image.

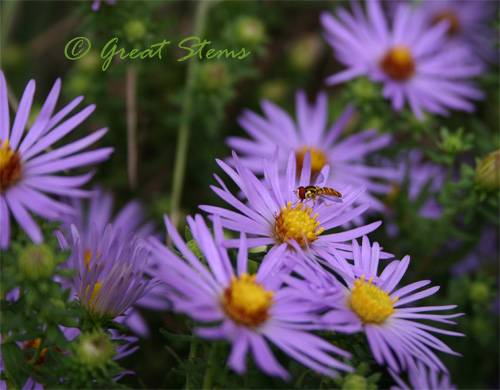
[310,172,325,186]
[319,187,343,203]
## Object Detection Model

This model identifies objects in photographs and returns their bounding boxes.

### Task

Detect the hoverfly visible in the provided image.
[294,172,342,207]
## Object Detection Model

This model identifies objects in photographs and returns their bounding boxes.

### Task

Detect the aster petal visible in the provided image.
[0,195,11,249]
[325,67,366,85]
[391,280,431,300]
[248,331,290,381]
[317,221,382,244]
[323,103,355,148]
[0,72,10,141]
[237,233,248,277]
[24,128,109,167]
[227,327,250,375]
[24,148,113,175]
[395,286,440,307]
[22,104,96,161]
[380,256,410,293]
[9,185,74,218]
[18,78,61,154]
[10,79,36,150]
[4,191,42,243]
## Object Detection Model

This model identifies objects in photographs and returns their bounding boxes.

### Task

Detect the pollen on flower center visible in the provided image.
[433,11,460,36]
[273,201,324,247]
[0,139,22,192]
[380,46,416,81]
[296,146,328,177]
[222,273,274,327]
[84,282,103,311]
[349,275,398,324]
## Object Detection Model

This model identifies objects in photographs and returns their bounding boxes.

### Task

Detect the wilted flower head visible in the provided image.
[69,223,157,321]
[321,0,484,119]
[149,214,355,380]
[0,71,113,249]
[227,91,396,212]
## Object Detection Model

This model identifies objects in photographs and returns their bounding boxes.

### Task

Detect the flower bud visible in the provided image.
[469,281,489,304]
[68,74,91,95]
[350,77,378,101]
[476,150,500,191]
[343,374,367,390]
[235,17,265,46]
[124,20,146,41]
[200,63,228,91]
[76,333,115,368]
[3,45,25,69]
[259,79,289,103]
[288,34,323,72]
[19,244,56,281]
[77,51,101,73]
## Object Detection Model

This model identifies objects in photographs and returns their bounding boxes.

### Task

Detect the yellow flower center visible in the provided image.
[380,46,416,81]
[0,139,22,192]
[273,201,324,247]
[222,273,274,327]
[349,275,398,324]
[296,146,328,178]
[433,11,460,36]
[82,249,104,312]
[84,282,103,311]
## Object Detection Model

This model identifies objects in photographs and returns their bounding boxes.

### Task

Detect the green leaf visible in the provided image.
[1,342,29,388]
[185,225,193,241]
[159,327,193,342]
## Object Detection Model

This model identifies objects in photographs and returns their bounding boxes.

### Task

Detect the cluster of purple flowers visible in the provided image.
[1,0,496,388]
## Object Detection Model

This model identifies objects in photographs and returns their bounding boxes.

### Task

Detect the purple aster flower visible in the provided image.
[294,236,463,374]
[149,214,355,380]
[451,226,499,276]
[92,0,116,11]
[56,187,168,337]
[389,358,456,390]
[0,71,113,249]
[57,185,158,248]
[200,150,381,260]
[418,0,498,66]
[321,0,484,119]
[227,91,397,213]
[384,150,445,237]
[69,223,158,321]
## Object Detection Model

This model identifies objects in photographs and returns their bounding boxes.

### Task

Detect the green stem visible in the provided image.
[0,285,14,389]
[28,334,46,366]
[186,339,198,390]
[0,0,17,67]
[170,0,213,231]
[202,343,218,390]
[126,65,138,190]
